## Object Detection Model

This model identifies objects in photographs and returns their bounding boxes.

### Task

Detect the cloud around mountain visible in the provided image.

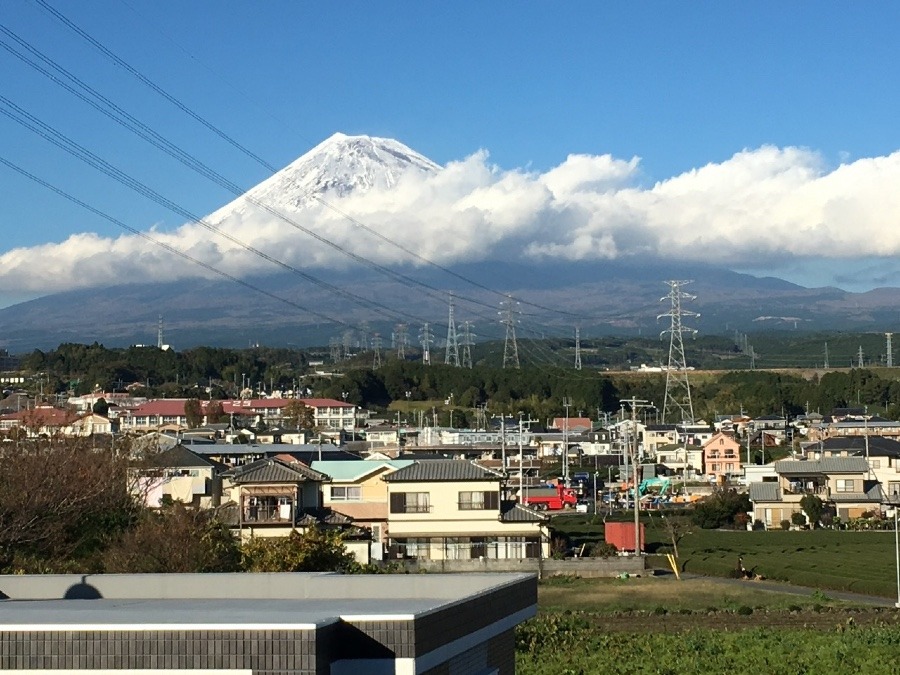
[2,136,900,299]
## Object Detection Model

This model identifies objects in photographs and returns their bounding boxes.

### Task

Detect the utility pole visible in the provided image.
[562,398,571,487]
[621,396,652,555]
[659,281,698,423]
[445,293,460,367]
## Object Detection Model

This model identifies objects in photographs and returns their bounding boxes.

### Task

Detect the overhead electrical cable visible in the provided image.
[29,0,594,323]
[0,95,426,326]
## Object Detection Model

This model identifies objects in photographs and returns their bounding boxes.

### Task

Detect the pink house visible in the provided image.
[703,431,742,482]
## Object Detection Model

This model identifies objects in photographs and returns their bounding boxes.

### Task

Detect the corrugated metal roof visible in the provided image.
[775,457,869,475]
[831,492,881,503]
[748,482,781,502]
[311,459,415,482]
[382,460,503,483]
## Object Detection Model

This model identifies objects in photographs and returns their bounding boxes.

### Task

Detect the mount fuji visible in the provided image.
[2,132,900,351]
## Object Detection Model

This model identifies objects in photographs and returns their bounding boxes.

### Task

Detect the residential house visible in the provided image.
[311,459,415,560]
[703,432,742,482]
[749,457,882,528]
[64,412,115,436]
[656,443,704,478]
[750,414,788,441]
[805,436,900,499]
[132,444,224,509]
[642,424,678,455]
[551,417,592,434]
[382,460,549,561]
[0,405,78,436]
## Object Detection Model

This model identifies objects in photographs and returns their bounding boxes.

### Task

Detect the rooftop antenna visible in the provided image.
[444,293,460,367]
[659,280,698,424]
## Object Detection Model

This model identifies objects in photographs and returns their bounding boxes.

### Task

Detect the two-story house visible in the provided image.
[311,459,415,560]
[703,432,742,482]
[132,444,224,509]
[382,460,549,561]
[749,456,882,527]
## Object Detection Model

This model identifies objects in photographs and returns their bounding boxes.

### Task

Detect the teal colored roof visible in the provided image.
[310,459,415,482]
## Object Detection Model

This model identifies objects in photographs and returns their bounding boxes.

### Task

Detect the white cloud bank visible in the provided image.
[3,144,900,298]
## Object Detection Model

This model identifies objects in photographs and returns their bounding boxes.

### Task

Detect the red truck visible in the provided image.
[522,485,578,510]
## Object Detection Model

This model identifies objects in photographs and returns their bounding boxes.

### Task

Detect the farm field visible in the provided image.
[551,514,900,598]
[518,576,900,674]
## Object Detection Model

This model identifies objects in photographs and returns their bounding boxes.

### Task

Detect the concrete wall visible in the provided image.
[380,556,646,578]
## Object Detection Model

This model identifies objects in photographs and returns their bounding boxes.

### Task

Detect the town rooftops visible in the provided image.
[146,444,221,469]
[382,460,503,482]
[223,457,329,484]
[310,459,415,481]
[775,457,870,475]
[821,435,900,457]
[748,482,781,502]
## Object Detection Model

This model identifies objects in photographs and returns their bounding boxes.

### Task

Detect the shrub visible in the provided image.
[752,519,766,531]
[780,519,791,530]
[737,605,753,615]
[791,512,807,527]
[589,542,619,558]
[691,489,752,529]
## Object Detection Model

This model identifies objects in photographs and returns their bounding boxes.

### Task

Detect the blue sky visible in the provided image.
[2,1,900,306]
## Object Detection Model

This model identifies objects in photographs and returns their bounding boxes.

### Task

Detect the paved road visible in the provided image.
[678,572,899,607]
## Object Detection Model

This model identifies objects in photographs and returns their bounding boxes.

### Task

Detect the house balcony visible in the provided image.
[782,484,829,497]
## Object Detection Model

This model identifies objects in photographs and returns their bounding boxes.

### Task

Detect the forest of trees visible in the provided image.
[14,342,900,423]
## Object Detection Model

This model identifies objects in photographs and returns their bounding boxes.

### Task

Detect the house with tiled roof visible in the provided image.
[382,460,549,561]
[805,435,900,498]
[216,457,372,562]
[311,459,415,560]
[748,456,883,528]
[0,405,79,437]
[132,444,225,509]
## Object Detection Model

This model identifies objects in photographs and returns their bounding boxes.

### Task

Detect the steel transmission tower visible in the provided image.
[329,337,341,363]
[574,326,582,370]
[157,315,164,349]
[500,295,520,369]
[659,280,698,423]
[887,333,894,368]
[824,342,830,369]
[395,323,409,359]
[858,345,864,368]
[445,293,460,367]
[419,323,434,365]
[461,321,475,369]
[372,333,383,369]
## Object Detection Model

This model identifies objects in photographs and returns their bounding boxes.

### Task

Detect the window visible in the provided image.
[458,491,500,510]
[870,460,881,469]
[390,491,430,513]
[835,479,855,493]
[888,482,900,500]
[330,486,361,501]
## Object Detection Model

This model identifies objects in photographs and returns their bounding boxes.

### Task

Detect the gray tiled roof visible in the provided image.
[831,491,882,503]
[775,457,869,475]
[225,458,329,484]
[500,501,548,523]
[382,460,502,483]
[148,444,219,469]
[822,435,900,457]
[748,482,781,502]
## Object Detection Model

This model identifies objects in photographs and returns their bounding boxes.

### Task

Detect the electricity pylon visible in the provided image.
[500,295,520,369]
[659,280,698,424]
[574,326,582,370]
[461,321,475,369]
[445,293,460,367]
[372,333,383,369]
[419,323,434,365]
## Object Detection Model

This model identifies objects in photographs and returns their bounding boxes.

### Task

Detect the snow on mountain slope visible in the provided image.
[206,132,441,223]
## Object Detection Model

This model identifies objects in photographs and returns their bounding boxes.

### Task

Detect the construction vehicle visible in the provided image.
[522,484,578,510]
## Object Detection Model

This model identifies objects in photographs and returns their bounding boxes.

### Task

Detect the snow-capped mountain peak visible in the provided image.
[211,133,441,219]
